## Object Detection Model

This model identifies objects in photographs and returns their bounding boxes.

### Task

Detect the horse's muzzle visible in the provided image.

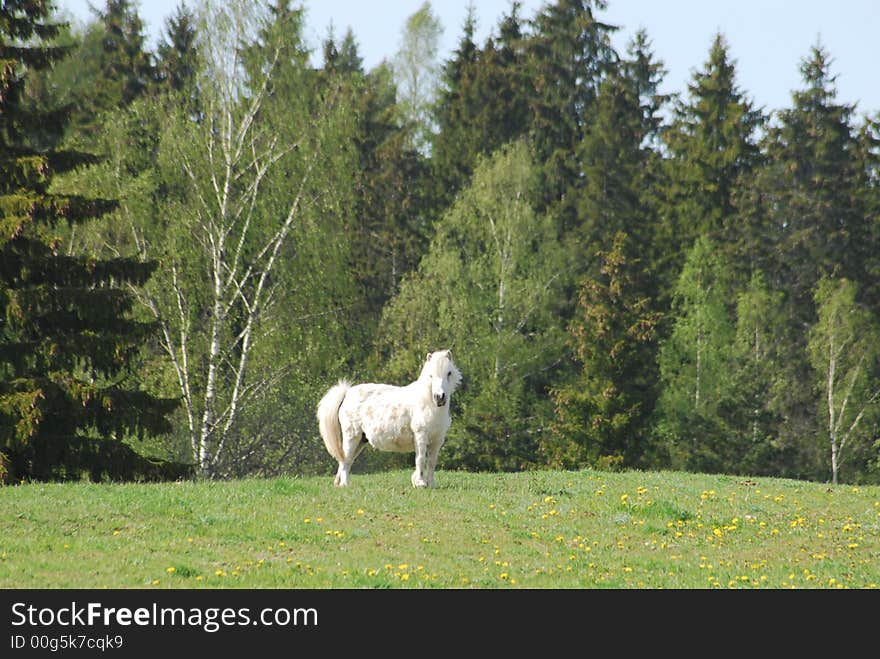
[434,393,447,407]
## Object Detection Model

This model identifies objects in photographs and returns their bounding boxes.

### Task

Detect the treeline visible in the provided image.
[2,0,879,485]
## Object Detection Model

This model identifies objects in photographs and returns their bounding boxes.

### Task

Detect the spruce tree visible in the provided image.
[574,63,662,276]
[550,232,661,470]
[155,1,198,95]
[0,0,178,481]
[95,0,154,107]
[765,44,868,318]
[660,34,763,288]
[431,3,529,207]
[524,0,616,223]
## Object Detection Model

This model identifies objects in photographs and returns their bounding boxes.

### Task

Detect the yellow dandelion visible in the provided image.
[152,579,160,586]
[400,573,410,581]
[215,569,225,577]
[195,575,203,581]
[166,566,176,574]
[357,509,364,515]
[398,563,408,570]
[113,530,120,536]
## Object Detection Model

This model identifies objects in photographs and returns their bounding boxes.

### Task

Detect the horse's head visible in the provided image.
[422,349,462,408]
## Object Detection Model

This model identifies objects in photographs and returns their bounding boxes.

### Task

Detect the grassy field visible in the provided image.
[1,468,878,589]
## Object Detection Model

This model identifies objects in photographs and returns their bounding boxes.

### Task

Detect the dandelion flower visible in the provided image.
[166,566,176,574]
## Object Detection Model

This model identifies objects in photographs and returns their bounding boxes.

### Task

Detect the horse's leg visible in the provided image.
[425,437,444,488]
[335,430,364,487]
[411,431,429,488]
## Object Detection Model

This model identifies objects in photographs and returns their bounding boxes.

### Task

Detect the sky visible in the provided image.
[57,0,880,116]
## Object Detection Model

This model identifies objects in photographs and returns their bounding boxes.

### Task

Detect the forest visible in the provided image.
[2,0,879,486]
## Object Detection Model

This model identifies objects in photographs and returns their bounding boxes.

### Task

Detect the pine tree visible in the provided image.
[622,29,669,149]
[0,0,178,481]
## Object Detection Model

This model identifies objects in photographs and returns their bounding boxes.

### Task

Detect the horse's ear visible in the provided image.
[426,351,432,362]
[446,349,453,360]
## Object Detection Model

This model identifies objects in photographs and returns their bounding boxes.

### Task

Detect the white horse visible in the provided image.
[317,350,462,488]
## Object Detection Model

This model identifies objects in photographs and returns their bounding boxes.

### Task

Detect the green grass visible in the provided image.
[1,469,879,588]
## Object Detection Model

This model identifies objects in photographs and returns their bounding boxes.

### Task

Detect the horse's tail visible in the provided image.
[317,380,350,463]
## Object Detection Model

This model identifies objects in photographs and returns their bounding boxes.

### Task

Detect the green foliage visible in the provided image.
[378,141,568,470]
[393,1,443,153]
[723,272,790,476]
[660,34,763,292]
[431,3,530,206]
[7,2,880,484]
[807,278,880,484]
[525,0,616,221]
[654,236,736,471]
[550,232,661,469]
[0,0,178,482]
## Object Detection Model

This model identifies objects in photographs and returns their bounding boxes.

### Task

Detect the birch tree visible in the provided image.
[808,278,880,485]
[392,1,443,153]
[654,236,736,471]
[127,0,355,477]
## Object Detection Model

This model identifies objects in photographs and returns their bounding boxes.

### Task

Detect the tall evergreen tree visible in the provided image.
[155,1,198,95]
[733,46,874,478]
[660,33,763,289]
[573,62,662,276]
[0,0,178,481]
[524,0,616,224]
[622,29,669,149]
[95,0,154,107]
[550,232,661,470]
[431,2,530,207]
[762,44,869,318]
